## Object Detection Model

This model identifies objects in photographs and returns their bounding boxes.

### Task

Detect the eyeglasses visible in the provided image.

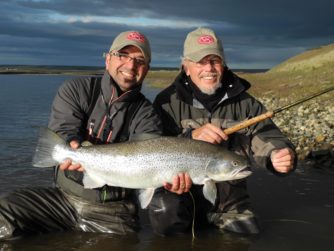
[188,57,223,67]
[110,51,147,66]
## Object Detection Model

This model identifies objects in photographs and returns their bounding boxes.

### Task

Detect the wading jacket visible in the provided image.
[48,71,163,202]
[153,69,296,175]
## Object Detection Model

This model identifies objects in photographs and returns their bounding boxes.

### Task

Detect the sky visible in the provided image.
[1,0,333,69]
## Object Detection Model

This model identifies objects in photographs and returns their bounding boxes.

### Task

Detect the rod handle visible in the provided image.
[223,111,274,135]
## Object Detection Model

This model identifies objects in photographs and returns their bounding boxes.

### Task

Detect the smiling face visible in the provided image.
[183,54,224,95]
[105,45,149,92]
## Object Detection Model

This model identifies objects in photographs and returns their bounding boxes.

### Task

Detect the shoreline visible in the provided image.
[0,66,265,76]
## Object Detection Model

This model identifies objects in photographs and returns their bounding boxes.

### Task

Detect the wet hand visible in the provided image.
[271,148,295,173]
[192,123,228,144]
[59,140,84,172]
[164,173,192,194]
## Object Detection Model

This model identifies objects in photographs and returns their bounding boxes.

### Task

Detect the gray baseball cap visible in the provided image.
[109,31,151,62]
[183,27,224,63]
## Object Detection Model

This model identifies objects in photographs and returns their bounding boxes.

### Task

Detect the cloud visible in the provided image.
[1,0,333,68]
[50,14,210,29]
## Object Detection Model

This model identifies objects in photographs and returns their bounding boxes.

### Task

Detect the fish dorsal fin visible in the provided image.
[138,188,156,209]
[202,179,217,205]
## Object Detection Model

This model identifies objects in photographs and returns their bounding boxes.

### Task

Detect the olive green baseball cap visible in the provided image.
[109,31,151,62]
[183,27,224,63]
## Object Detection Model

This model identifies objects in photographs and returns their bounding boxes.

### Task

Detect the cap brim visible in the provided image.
[110,42,150,62]
[185,48,223,62]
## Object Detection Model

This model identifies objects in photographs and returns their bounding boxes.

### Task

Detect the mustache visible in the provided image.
[199,72,218,78]
[120,67,137,76]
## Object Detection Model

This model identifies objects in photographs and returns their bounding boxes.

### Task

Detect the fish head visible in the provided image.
[205,153,251,181]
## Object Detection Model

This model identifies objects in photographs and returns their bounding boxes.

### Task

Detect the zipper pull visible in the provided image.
[88,119,95,136]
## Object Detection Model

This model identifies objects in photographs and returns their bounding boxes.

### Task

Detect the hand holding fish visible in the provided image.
[270,148,295,173]
[164,123,229,195]
[192,123,228,144]
[59,140,84,172]
[165,123,228,195]
[163,173,192,194]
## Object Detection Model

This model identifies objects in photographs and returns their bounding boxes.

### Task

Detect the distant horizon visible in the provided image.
[0,64,269,72]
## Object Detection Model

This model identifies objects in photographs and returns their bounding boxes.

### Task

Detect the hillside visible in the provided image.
[270,44,334,73]
[240,44,334,99]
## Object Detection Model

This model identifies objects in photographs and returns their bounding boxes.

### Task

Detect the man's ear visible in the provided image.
[182,62,190,76]
[105,53,111,70]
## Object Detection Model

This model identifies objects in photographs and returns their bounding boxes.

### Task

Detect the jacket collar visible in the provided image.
[173,68,251,107]
[101,71,143,103]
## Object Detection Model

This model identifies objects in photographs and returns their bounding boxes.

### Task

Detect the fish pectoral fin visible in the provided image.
[137,188,155,209]
[203,180,217,205]
[82,172,106,189]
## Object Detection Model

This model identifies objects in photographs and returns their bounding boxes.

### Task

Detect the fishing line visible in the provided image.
[189,190,196,241]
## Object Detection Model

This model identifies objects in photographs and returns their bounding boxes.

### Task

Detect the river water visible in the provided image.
[0,74,333,250]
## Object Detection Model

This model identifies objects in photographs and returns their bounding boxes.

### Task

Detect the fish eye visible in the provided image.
[232,161,239,167]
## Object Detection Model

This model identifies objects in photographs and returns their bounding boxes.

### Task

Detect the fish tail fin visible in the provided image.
[32,127,65,167]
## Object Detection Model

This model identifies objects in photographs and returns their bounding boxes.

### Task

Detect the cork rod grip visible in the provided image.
[223,111,274,135]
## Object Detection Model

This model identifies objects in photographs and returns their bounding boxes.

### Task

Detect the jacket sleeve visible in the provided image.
[248,97,297,175]
[48,78,90,143]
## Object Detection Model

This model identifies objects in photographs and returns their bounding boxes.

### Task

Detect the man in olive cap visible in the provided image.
[0,31,163,239]
[152,27,296,235]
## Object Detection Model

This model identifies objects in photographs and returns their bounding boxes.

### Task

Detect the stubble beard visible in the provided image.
[199,82,222,95]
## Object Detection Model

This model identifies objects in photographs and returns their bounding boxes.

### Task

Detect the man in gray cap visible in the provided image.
[152,27,296,235]
[0,31,163,239]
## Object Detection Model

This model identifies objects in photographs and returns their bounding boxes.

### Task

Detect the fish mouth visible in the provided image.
[232,166,252,178]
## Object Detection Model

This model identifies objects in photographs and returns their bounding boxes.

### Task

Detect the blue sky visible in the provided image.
[1,0,333,69]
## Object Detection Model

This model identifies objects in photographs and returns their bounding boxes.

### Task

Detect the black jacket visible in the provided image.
[49,71,162,144]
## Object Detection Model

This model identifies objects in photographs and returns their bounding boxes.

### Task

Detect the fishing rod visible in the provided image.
[223,85,334,135]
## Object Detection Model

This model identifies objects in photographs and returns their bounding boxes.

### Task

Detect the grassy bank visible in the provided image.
[239,44,334,101]
[145,70,179,88]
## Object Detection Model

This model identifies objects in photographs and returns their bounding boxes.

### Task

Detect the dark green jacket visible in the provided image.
[153,69,296,175]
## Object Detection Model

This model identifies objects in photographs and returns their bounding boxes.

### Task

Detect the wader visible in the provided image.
[148,181,260,236]
[0,186,138,240]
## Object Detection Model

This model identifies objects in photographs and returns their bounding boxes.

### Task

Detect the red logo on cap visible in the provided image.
[198,35,214,44]
[127,32,145,43]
